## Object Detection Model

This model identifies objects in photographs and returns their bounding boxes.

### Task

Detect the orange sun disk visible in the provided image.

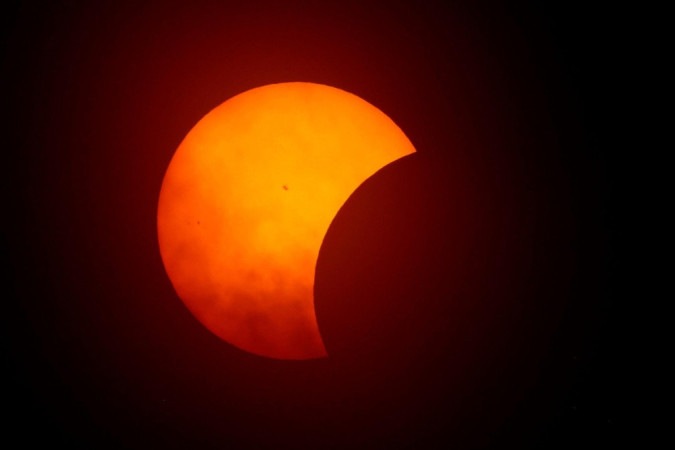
[158,82,415,359]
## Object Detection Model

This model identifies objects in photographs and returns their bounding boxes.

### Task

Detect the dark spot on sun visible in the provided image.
[282,185,289,191]
[197,220,201,225]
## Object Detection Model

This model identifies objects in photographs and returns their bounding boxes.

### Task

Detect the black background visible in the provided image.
[4,1,628,448]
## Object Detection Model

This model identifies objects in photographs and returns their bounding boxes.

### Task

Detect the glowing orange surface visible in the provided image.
[157,82,415,359]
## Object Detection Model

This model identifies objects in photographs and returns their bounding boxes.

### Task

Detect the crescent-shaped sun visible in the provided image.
[157,82,415,359]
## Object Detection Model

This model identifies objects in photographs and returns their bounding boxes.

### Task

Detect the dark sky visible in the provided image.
[4,1,628,448]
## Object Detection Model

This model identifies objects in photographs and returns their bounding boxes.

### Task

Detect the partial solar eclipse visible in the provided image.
[157,82,416,359]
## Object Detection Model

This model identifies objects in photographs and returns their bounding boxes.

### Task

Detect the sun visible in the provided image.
[157,82,415,359]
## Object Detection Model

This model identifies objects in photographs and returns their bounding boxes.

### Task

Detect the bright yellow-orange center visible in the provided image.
[157,82,415,359]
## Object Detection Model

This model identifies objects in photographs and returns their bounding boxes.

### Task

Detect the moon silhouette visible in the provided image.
[157,82,416,359]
